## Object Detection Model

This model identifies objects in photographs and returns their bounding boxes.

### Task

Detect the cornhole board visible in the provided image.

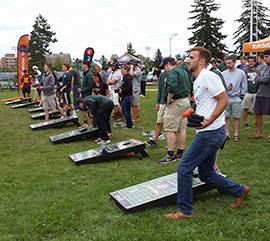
[11,101,40,109]
[30,116,80,131]
[49,126,99,144]
[69,139,148,165]
[2,96,24,102]
[31,110,61,120]
[5,98,31,105]
[28,107,43,113]
[110,172,214,213]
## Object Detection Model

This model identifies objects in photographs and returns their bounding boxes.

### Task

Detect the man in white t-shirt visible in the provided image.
[165,47,249,220]
[107,62,123,120]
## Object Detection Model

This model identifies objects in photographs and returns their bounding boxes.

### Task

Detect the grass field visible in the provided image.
[0,89,269,241]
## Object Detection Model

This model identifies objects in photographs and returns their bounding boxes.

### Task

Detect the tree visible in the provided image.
[29,14,57,69]
[127,42,136,56]
[233,0,270,55]
[175,53,187,61]
[53,56,65,71]
[72,58,83,71]
[188,0,228,59]
[110,54,118,60]
[137,54,146,62]
[153,48,163,68]
[99,55,109,70]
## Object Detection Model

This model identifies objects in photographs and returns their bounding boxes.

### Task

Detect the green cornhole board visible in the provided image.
[110,172,214,213]
[11,101,40,109]
[49,126,99,144]
[69,139,148,165]
[28,107,43,113]
[5,98,31,105]
[31,110,61,120]
[30,116,80,131]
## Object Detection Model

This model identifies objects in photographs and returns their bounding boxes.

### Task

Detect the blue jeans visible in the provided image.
[121,95,134,128]
[73,85,80,110]
[177,125,244,215]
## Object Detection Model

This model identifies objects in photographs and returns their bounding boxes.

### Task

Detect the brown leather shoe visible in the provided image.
[165,209,194,220]
[231,186,250,208]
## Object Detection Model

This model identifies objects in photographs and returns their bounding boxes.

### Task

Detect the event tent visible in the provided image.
[243,37,270,53]
[118,53,144,64]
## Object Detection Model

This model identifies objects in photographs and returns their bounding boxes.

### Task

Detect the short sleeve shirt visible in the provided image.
[108,69,122,91]
[194,68,226,133]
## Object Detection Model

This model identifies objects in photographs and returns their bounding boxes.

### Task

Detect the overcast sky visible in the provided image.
[0,0,268,61]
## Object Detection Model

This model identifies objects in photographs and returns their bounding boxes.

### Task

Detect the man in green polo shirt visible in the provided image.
[217,55,230,72]
[158,57,192,164]
[77,95,114,145]
[78,61,94,127]
[146,70,167,148]
[242,56,258,129]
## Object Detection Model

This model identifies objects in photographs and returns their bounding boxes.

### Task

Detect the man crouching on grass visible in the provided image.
[77,96,114,145]
[165,47,250,220]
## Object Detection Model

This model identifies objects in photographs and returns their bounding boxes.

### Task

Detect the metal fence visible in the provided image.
[0,72,17,81]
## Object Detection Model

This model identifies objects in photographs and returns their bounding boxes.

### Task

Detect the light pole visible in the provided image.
[169,33,177,57]
[250,0,254,43]
[145,47,151,59]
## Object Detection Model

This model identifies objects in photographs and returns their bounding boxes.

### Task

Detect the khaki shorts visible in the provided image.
[132,91,139,106]
[157,104,166,123]
[242,93,256,111]
[42,94,58,110]
[164,98,190,132]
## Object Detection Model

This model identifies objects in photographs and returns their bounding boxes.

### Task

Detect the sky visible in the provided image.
[0,0,268,61]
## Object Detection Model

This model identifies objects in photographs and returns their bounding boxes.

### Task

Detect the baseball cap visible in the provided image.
[160,57,175,69]
[263,49,270,55]
[112,62,119,68]
[127,59,137,65]
[32,65,38,69]
[95,62,102,69]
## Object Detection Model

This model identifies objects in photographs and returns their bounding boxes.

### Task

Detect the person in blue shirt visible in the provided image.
[236,56,248,70]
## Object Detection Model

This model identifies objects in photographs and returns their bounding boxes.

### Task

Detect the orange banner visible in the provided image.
[243,37,270,53]
[17,34,29,90]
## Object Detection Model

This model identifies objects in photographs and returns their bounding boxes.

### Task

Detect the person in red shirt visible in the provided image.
[21,70,32,98]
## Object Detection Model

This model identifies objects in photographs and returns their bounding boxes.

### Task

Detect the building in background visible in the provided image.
[0,53,16,68]
[45,52,71,63]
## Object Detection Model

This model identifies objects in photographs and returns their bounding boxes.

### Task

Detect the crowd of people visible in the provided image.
[22,48,270,147]
[20,47,270,219]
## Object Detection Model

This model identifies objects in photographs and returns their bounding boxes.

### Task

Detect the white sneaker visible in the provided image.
[98,139,111,145]
[94,138,101,143]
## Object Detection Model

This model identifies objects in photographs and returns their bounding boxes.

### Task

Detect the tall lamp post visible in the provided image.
[169,33,177,57]
[145,46,151,59]
[250,0,254,43]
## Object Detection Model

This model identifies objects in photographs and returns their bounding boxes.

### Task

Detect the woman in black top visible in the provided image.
[92,71,110,97]
[92,71,112,135]
[119,65,134,128]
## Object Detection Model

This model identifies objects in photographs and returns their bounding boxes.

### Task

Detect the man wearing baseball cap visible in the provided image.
[95,61,107,83]
[250,49,270,142]
[158,57,192,164]
[32,65,41,76]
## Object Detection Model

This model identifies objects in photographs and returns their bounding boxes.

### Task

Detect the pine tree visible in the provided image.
[188,0,227,59]
[233,0,270,55]
[29,14,57,69]
[153,49,163,68]
[127,42,136,56]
